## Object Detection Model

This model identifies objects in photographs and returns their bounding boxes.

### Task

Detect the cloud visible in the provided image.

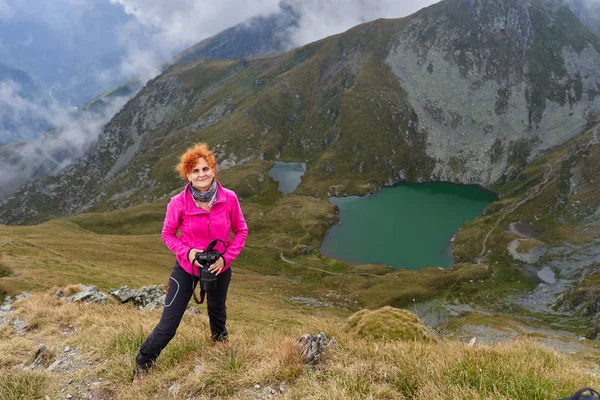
[0,80,129,197]
[108,0,439,78]
[285,0,439,47]
[110,0,282,55]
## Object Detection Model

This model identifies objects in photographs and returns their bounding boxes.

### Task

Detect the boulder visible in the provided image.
[108,285,166,310]
[55,285,108,305]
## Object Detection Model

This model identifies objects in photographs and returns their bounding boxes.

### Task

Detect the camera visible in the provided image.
[194,248,222,291]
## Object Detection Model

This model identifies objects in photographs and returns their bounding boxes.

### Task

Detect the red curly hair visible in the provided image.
[175,143,218,180]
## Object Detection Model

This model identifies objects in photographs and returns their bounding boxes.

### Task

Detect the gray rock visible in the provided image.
[108,285,166,310]
[13,317,28,335]
[168,383,181,395]
[55,285,109,305]
[295,332,336,364]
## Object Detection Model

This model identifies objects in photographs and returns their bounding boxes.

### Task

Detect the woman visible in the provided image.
[134,143,248,382]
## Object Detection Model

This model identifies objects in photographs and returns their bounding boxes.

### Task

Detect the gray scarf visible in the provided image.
[189,180,218,203]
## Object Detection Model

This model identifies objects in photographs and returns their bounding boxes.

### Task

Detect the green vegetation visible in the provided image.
[0,370,50,400]
[343,306,434,341]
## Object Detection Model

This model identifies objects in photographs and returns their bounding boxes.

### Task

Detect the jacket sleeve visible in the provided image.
[161,198,190,260]
[223,192,248,269]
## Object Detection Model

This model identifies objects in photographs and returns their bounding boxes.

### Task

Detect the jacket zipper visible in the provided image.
[207,217,211,242]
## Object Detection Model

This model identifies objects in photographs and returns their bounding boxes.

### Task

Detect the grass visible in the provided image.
[0,370,50,400]
[1,292,599,400]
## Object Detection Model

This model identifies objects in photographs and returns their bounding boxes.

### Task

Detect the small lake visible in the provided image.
[320,182,497,270]
[268,161,306,194]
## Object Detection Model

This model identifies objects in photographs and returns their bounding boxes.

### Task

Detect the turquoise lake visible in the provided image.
[320,182,497,270]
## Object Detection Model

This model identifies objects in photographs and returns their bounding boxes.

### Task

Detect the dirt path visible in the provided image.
[476,124,600,263]
[476,164,557,262]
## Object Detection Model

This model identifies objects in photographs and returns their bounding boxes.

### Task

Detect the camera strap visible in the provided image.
[191,264,205,304]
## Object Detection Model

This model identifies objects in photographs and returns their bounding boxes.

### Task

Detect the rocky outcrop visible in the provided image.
[108,285,166,310]
[386,0,600,186]
[55,285,109,305]
[53,284,167,310]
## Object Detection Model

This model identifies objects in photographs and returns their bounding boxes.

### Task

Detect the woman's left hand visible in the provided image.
[208,256,225,275]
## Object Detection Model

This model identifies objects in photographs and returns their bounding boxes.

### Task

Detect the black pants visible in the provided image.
[136,262,231,368]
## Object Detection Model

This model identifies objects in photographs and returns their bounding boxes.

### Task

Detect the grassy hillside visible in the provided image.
[2,124,600,398]
[2,291,599,399]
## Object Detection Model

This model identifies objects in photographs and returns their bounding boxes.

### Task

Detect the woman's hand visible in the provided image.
[188,248,203,266]
[208,256,225,275]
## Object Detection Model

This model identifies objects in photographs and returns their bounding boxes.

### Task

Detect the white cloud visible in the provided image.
[286,0,439,47]
[0,79,129,196]
[107,0,439,83]
[110,0,282,55]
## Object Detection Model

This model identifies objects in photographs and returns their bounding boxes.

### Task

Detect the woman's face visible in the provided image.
[187,158,215,191]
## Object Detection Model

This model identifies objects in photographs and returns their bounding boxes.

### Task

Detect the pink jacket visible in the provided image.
[161,181,248,276]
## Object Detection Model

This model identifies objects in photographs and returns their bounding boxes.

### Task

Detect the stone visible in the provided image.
[56,285,109,305]
[13,318,28,335]
[47,360,62,372]
[168,383,180,395]
[295,332,336,365]
[108,285,166,310]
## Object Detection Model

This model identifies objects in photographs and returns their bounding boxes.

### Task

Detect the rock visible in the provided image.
[13,317,29,335]
[108,285,166,310]
[193,364,203,374]
[168,383,180,395]
[295,332,336,365]
[55,285,109,305]
[264,386,277,396]
[47,360,62,372]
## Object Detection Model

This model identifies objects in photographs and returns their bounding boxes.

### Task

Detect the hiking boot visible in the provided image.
[132,364,148,387]
[211,332,229,343]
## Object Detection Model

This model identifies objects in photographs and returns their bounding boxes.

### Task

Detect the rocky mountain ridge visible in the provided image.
[2,0,600,225]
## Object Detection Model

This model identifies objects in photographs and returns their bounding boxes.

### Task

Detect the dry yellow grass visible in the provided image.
[1,292,599,400]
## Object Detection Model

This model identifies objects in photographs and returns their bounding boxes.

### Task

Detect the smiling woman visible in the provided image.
[133,142,248,385]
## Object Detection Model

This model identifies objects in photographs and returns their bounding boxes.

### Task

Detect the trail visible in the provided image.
[476,124,599,263]
[245,243,383,278]
[476,164,556,261]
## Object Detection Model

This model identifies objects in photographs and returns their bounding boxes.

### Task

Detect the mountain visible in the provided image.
[85,4,300,114]
[0,5,303,201]
[569,0,600,34]
[0,4,298,197]
[2,0,600,225]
